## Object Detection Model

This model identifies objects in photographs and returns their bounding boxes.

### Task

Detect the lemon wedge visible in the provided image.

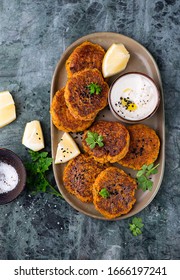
[55,132,80,164]
[0,91,16,128]
[102,43,130,78]
[22,120,44,151]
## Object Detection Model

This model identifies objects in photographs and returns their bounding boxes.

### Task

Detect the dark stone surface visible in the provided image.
[0,0,179,260]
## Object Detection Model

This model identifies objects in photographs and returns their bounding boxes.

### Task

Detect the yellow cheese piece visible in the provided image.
[22,120,44,151]
[0,91,15,108]
[102,43,130,78]
[0,91,16,128]
[55,132,80,164]
[0,104,16,128]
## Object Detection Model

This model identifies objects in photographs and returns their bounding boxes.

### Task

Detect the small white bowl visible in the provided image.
[108,72,160,124]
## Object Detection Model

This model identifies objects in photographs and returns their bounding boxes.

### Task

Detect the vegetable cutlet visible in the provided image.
[50,87,94,132]
[64,68,109,121]
[93,167,137,219]
[119,124,160,170]
[63,153,109,203]
[66,41,105,78]
[82,121,130,163]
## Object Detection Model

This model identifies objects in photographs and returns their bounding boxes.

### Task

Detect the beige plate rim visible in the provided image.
[50,32,165,220]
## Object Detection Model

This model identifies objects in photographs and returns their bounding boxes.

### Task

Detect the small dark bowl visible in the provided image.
[0,148,26,204]
[108,72,161,124]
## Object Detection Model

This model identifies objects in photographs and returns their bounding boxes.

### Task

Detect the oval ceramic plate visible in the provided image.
[50,32,165,220]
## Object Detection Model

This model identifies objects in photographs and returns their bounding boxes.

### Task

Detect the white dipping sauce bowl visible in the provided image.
[108,72,160,123]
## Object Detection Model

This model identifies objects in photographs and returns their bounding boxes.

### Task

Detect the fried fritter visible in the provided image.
[66,41,105,78]
[93,167,137,219]
[119,124,160,170]
[50,87,94,132]
[64,69,109,121]
[63,153,109,203]
[82,121,130,163]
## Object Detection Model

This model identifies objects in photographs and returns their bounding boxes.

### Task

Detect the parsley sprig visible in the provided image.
[99,188,110,198]
[25,150,63,198]
[87,83,102,95]
[85,131,104,149]
[136,163,160,192]
[129,217,144,236]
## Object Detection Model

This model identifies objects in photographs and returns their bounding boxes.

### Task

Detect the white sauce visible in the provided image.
[110,73,159,121]
[0,161,19,194]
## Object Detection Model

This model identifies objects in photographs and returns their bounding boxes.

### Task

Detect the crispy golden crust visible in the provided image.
[63,153,109,203]
[93,167,137,219]
[50,88,94,132]
[64,69,109,121]
[82,121,130,163]
[66,41,105,78]
[119,124,160,170]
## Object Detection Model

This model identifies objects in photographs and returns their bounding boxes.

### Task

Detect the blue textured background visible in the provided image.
[0,0,179,259]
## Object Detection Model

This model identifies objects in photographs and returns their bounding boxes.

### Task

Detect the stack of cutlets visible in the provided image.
[51,41,161,219]
[50,41,108,132]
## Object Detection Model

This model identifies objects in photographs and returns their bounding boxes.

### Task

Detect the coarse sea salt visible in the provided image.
[0,161,19,194]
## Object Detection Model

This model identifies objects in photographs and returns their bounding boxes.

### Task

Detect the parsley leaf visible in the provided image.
[87,83,102,95]
[25,150,63,198]
[85,131,104,149]
[129,217,144,236]
[99,188,110,198]
[136,163,159,192]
